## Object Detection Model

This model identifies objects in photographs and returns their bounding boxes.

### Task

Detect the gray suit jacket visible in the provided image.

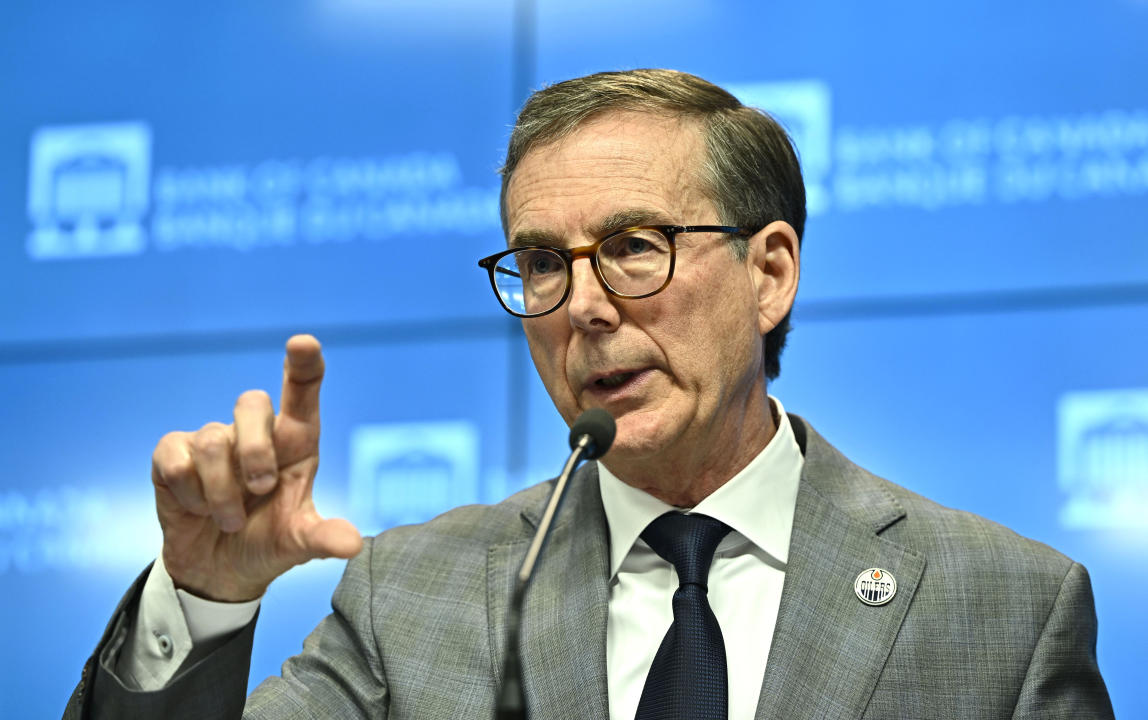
[65,416,1113,718]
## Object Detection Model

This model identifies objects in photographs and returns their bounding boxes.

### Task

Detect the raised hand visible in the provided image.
[151,334,362,602]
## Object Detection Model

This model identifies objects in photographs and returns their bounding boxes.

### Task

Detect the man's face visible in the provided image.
[504,111,782,483]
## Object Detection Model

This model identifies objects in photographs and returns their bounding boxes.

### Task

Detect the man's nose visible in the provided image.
[566,257,620,332]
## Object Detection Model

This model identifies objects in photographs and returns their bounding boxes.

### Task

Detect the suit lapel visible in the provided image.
[488,463,611,718]
[756,419,926,719]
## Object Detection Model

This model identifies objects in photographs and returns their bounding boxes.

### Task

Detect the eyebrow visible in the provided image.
[590,209,673,237]
[508,228,561,249]
[509,208,675,249]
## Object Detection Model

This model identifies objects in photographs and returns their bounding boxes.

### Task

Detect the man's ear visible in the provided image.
[747,220,800,336]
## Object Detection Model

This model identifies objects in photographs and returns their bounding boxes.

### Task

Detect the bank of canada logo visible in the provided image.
[27,122,152,260]
[1058,388,1148,529]
[349,421,480,534]
[726,80,832,216]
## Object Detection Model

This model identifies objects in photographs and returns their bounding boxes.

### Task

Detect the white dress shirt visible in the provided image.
[118,553,260,688]
[122,398,802,720]
[599,398,802,720]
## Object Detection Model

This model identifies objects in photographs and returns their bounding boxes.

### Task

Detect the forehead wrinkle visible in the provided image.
[505,112,712,249]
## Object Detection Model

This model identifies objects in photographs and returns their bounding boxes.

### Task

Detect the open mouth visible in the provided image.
[594,371,637,389]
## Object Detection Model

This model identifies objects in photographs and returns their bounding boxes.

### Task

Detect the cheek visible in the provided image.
[668,274,760,383]
[525,326,558,376]
[656,277,736,354]
[524,323,575,402]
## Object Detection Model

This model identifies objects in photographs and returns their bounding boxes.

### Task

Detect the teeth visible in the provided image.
[597,372,634,388]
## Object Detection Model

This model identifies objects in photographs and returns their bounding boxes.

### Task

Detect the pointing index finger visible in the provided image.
[281,334,324,425]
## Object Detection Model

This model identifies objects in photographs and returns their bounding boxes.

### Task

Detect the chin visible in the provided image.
[602,410,679,461]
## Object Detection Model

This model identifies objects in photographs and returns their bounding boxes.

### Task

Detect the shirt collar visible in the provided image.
[598,396,804,579]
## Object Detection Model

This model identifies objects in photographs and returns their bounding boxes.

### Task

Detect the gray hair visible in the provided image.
[499,68,806,380]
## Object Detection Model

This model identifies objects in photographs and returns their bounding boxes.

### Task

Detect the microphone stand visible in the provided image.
[493,432,602,719]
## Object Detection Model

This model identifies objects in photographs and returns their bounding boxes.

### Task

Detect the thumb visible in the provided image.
[301,517,364,560]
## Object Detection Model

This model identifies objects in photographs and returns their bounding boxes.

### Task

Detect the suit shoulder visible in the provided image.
[883,479,1076,581]
[321,480,553,621]
[370,479,553,550]
[794,415,1077,581]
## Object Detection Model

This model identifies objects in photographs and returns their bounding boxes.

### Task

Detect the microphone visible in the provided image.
[566,407,615,461]
[494,408,616,720]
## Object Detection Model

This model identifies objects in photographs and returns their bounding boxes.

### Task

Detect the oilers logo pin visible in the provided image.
[854,568,897,606]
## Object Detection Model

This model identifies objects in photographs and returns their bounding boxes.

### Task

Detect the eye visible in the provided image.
[621,236,652,255]
[518,249,562,276]
[531,255,560,274]
[602,230,669,259]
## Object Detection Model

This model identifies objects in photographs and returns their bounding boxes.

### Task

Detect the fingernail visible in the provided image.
[219,514,244,533]
[249,473,276,493]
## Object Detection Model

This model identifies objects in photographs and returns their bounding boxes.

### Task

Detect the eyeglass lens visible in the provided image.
[492,228,673,316]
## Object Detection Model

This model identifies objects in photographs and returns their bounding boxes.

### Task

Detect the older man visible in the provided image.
[66,70,1112,719]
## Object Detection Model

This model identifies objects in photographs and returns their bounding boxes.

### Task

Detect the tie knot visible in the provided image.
[640,512,731,590]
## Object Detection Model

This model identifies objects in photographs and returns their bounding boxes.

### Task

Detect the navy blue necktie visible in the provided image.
[635,512,732,720]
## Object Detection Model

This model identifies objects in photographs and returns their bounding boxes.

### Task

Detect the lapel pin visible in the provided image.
[854,568,897,606]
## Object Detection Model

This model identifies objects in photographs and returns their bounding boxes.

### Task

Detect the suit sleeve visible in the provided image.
[1011,562,1114,719]
[244,538,389,719]
[61,563,254,720]
[62,541,386,720]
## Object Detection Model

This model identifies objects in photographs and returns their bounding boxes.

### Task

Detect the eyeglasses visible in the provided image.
[477,225,747,318]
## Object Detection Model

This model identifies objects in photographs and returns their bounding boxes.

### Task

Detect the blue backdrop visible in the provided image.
[3,1,1146,716]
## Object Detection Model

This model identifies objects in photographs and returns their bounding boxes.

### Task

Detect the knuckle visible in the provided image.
[156,430,186,448]
[235,389,271,410]
[154,431,187,459]
[158,456,195,485]
[193,423,232,457]
[153,434,193,479]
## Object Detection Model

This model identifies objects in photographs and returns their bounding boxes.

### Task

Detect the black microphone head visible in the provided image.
[569,408,616,460]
